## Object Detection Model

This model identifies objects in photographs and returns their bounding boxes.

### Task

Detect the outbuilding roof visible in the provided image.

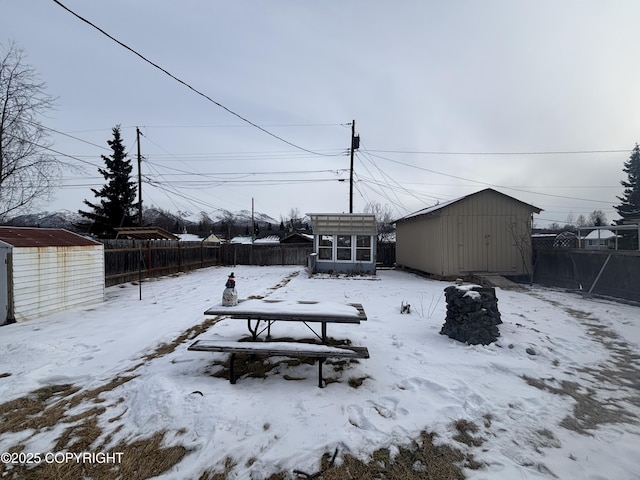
[0,227,101,247]
[307,213,377,235]
[584,229,616,240]
[395,188,542,223]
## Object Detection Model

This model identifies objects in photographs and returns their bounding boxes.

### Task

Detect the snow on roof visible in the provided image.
[254,235,281,244]
[177,233,203,241]
[396,188,542,222]
[229,236,253,244]
[584,229,617,239]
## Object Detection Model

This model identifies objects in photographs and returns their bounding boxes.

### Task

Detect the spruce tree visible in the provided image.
[79,125,137,238]
[615,144,640,221]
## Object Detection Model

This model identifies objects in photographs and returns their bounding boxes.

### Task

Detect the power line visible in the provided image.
[136,123,345,129]
[52,0,341,157]
[367,148,630,156]
[367,151,615,205]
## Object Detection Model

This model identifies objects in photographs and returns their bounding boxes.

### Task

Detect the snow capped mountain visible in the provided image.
[3,210,85,229]
[3,208,280,231]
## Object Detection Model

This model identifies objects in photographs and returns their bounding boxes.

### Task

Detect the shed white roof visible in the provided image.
[308,213,377,235]
[584,229,616,239]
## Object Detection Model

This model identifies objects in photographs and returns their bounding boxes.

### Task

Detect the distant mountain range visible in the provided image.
[3,208,281,234]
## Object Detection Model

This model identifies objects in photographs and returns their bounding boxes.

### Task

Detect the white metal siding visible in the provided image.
[0,245,9,323]
[11,245,104,321]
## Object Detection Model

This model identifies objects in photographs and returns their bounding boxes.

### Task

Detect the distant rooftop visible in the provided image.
[115,227,179,240]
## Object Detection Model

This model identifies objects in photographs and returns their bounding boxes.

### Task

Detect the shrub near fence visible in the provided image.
[102,240,220,287]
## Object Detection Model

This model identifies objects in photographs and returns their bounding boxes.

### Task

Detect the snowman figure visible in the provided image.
[222,272,238,306]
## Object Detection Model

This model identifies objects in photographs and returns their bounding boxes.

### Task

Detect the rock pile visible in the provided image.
[440,284,502,345]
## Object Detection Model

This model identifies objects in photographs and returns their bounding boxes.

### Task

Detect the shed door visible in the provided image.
[0,246,8,324]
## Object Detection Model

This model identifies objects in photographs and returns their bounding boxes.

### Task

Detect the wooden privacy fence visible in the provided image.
[102,240,390,287]
[102,240,220,287]
[221,243,313,266]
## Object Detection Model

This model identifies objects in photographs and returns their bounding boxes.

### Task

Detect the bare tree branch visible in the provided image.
[0,41,62,221]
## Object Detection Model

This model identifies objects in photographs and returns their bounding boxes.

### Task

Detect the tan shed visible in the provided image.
[395,189,542,278]
[0,227,104,324]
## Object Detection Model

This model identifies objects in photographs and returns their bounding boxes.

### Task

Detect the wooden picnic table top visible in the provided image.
[204,299,367,324]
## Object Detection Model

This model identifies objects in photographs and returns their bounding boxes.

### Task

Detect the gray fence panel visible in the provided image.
[534,248,640,303]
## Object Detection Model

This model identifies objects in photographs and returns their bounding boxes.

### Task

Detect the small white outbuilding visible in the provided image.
[0,227,104,324]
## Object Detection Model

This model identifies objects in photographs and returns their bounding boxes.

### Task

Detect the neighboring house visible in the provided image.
[254,235,281,245]
[178,233,203,241]
[308,213,377,274]
[115,227,179,240]
[394,188,542,278]
[583,229,617,250]
[281,233,313,244]
[229,235,281,245]
[203,233,222,244]
[0,227,104,324]
[229,236,253,245]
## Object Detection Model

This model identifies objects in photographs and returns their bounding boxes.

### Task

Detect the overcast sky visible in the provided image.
[3,1,640,226]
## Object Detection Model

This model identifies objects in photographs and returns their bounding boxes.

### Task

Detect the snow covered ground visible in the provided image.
[1,266,639,479]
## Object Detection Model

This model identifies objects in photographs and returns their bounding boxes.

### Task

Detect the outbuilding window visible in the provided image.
[356,235,371,261]
[336,235,352,261]
[316,234,374,263]
[318,235,333,260]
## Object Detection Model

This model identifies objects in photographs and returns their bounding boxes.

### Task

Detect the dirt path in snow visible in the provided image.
[525,294,640,434]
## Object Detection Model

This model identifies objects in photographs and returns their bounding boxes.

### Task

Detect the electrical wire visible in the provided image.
[366,151,616,205]
[367,148,630,156]
[52,0,343,157]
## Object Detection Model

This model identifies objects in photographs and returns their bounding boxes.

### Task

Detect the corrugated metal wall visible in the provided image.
[11,245,104,321]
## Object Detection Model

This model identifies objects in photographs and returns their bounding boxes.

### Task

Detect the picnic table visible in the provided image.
[203,298,367,343]
[190,299,369,387]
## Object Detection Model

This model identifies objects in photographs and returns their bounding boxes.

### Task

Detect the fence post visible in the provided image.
[146,240,152,277]
[585,254,612,298]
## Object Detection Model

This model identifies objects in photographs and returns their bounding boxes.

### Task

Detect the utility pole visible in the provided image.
[349,120,359,213]
[136,127,143,227]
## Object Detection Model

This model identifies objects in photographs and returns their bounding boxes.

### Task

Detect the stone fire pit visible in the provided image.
[440,284,502,345]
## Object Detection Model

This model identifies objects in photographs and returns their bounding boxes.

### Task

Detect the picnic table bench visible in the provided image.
[188,339,370,388]
[192,299,370,388]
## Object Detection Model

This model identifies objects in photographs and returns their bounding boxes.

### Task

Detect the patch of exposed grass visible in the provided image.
[348,375,370,388]
[311,430,477,480]
[146,315,223,361]
[452,419,485,447]
[522,374,637,434]
[0,312,229,480]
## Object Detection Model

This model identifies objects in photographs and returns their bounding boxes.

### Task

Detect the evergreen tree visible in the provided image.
[79,125,137,238]
[615,144,640,221]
